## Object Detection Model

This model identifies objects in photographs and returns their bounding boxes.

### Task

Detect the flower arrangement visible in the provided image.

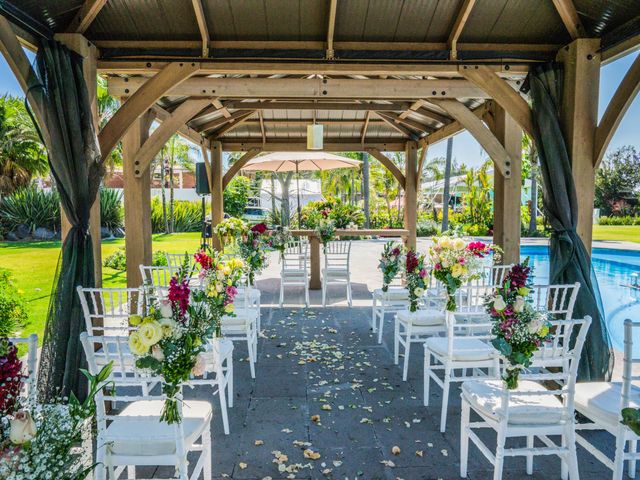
[378,242,404,292]
[405,250,429,312]
[0,340,23,417]
[428,235,495,311]
[239,223,270,285]
[485,259,552,389]
[0,359,112,480]
[268,227,291,257]
[315,219,336,249]
[128,261,212,424]
[213,217,248,246]
[194,249,245,337]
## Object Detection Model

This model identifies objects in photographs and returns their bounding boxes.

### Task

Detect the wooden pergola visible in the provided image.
[1,0,639,289]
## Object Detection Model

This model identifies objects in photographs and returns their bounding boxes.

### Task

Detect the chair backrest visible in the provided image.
[454,284,496,313]
[498,317,592,424]
[282,240,308,272]
[77,286,145,335]
[165,252,196,276]
[621,319,640,414]
[444,310,494,357]
[7,334,38,405]
[324,240,351,270]
[530,283,580,319]
[139,265,174,298]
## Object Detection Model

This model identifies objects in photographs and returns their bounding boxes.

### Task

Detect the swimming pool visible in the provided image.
[520,246,640,352]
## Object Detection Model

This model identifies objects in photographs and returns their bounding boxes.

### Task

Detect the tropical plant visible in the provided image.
[0,96,48,196]
[0,268,29,337]
[223,175,252,218]
[150,198,202,233]
[370,155,402,226]
[0,185,60,234]
[595,146,640,216]
[459,161,493,235]
[298,197,364,229]
[99,188,123,231]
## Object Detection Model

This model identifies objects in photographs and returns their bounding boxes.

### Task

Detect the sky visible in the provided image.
[1,49,638,168]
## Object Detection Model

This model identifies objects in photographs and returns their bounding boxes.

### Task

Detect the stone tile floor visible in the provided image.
[133,240,618,480]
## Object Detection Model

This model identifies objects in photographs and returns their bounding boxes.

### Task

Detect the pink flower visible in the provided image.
[434,263,442,270]
[194,250,213,270]
[419,269,427,278]
[225,285,238,298]
[168,275,190,317]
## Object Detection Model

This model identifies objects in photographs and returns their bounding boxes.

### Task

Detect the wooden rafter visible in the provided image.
[222,148,262,188]
[431,99,512,176]
[223,101,411,111]
[417,144,428,186]
[374,111,418,140]
[594,53,640,167]
[200,144,212,190]
[326,0,338,60]
[366,148,406,189]
[551,0,584,40]
[224,140,405,152]
[197,110,251,133]
[100,62,200,161]
[107,76,497,99]
[360,111,371,145]
[134,99,210,177]
[424,103,489,146]
[258,111,266,144]
[212,98,231,118]
[210,111,256,138]
[460,65,534,138]
[416,101,452,124]
[66,0,108,33]
[448,0,476,60]
[151,105,209,148]
[191,0,210,57]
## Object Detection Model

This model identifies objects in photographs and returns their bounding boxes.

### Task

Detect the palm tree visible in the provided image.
[97,76,122,177]
[0,95,48,196]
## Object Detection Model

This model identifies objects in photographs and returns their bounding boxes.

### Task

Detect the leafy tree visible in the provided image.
[460,161,493,234]
[0,95,48,196]
[370,154,402,226]
[595,146,640,216]
[224,175,252,218]
[97,76,122,176]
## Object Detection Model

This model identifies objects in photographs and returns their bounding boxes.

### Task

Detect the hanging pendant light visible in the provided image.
[307,123,323,150]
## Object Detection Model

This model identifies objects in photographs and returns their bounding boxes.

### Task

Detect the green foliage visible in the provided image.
[416,219,439,237]
[0,268,29,337]
[459,162,493,235]
[370,208,404,229]
[298,197,364,229]
[99,188,123,230]
[104,247,170,271]
[595,146,640,216]
[223,176,251,218]
[152,250,168,266]
[151,198,203,233]
[598,215,640,226]
[0,185,60,234]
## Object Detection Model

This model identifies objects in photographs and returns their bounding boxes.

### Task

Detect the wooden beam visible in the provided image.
[211,141,224,250]
[211,111,256,138]
[366,148,406,189]
[424,103,488,146]
[107,76,497,100]
[374,111,419,140]
[200,144,212,191]
[360,111,371,145]
[151,104,209,148]
[66,0,108,34]
[212,98,231,118]
[448,0,476,60]
[431,99,512,176]
[197,109,251,132]
[404,141,418,250]
[416,101,452,124]
[134,99,210,176]
[0,16,49,146]
[326,0,338,60]
[417,144,428,186]
[222,148,262,188]
[224,101,412,111]
[258,110,266,144]
[594,53,640,167]
[191,0,210,57]
[99,62,200,162]
[551,0,584,40]
[460,65,534,138]
[223,141,406,152]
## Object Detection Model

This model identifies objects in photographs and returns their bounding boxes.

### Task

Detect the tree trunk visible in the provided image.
[442,137,453,232]
[270,173,277,215]
[161,154,168,233]
[362,152,370,228]
[169,141,175,233]
[529,144,538,235]
[277,172,293,226]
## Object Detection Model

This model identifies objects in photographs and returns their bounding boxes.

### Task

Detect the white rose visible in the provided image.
[414,287,425,297]
[527,315,545,334]
[513,296,526,313]
[151,344,165,361]
[10,411,37,445]
[159,302,173,319]
[493,296,506,311]
[191,353,206,377]
[453,238,466,250]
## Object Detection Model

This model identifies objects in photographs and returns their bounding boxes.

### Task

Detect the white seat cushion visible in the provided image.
[105,400,212,456]
[397,309,445,326]
[425,337,495,361]
[222,308,258,325]
[237,288,260,301]
[462,380,565,425]
[373,288,409,300]
[574,382,640,427]
[322,268,349,278]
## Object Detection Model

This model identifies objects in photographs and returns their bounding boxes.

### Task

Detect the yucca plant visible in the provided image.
[0,185,60,233]
[151,198,203,233]
[99,187,123,230]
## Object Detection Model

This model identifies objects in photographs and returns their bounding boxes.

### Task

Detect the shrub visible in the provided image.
[417,219,439,237]
[152,250,168,266]
[598,215,640,226]
[0,268,29,337]
[223,176,251,218]
[0,185,60,234]
[151,198,203,233]
[298,198,365,229]
[104,248,170,271]
[370,208,404,229]
[99,188,123,230]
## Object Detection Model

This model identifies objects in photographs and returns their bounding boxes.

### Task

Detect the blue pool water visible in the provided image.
[520,246,640,352]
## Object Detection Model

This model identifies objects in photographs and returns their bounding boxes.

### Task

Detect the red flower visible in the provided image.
[194,250,213,270]
[168,275,190,317]
[251,223,268,234]
[406,250,419,273]
[466,241,488,257]
[0,342,23,415]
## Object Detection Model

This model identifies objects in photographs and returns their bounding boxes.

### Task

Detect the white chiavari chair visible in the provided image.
[139,265,174,300]
[322,240,353,307]
[371,273,409,344]
[279,240,310,307]
[220,285,258,379]
[77,286,145,336]
[531,282,581,319]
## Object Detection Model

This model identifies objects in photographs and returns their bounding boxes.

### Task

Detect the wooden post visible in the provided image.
[404,141,418,250]
[123,112,154,287]
[55,34,103,285]
[309,235,321,289]
[211,140,224,250]
[557,38,601,253]
[488,102,522,265]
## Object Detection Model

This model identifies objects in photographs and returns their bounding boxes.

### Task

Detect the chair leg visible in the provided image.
[614,431,627,480]
[493,426,507,480]
[629,439,637,478]
[402,324,412,381]
[305,281,309,307]
[322,277,327,307]
[347,277,352,307]
[526,435,534,475]
[460,399,470,478]
[203,427,212,480]
[127,466,135,479]
[371,298,377,332]
[394,318,400,365]
[423,349,431,406]
[440,364,451,433]
[227,357,234,407]
[377,309,384,344]
[279,280,284,307]
[218,371,230,435]
[565,426,580,480]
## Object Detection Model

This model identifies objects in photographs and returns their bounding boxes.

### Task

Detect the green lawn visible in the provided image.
[592,225,640,243]
[0,232,202,341]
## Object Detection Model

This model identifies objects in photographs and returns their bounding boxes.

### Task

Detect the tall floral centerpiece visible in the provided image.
[239,223,270,285]
[315,219,336,251]
[428,236,494,311]
[0,338,111,479]
[194,250,245,337]
[268,227,291,258]
[378,242,404,292]
[128,262,211,424]
[486,260,552,389]
[405,250,429,312]
[213,217,248,247]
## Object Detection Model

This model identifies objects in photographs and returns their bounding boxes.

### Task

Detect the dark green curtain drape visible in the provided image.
[26,39,103,400]
[528,63,613,381]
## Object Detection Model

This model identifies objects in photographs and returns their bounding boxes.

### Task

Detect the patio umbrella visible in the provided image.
[240,152,361,225]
